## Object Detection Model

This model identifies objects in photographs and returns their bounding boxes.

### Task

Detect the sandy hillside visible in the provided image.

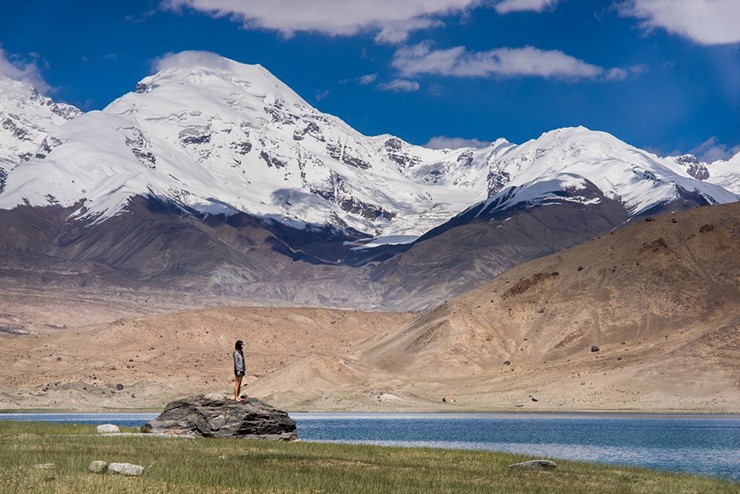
[1,203,738,413]
[253,203,740,412]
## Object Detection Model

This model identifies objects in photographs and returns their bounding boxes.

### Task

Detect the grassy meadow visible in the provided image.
[0,421,737,494]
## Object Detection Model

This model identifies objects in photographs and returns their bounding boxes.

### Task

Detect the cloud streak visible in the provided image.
[689,137,740,162]
[392,43,612,80]
[425,136,491,149]
[377,79,420,92]
[494,0,558,14]
[162,0,483,43]
[0,47,51,93]
[152,50,234,73]
[618,0,740,45]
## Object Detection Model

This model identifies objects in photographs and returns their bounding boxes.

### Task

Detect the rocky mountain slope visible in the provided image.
[0,51,738,311]
[253,202,740,411]
[373,127,739,308]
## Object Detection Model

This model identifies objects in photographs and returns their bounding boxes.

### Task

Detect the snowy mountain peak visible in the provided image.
[130,51,310,111]
[0,77,81,172]
[668,152,740,196]
[479,125,738,216]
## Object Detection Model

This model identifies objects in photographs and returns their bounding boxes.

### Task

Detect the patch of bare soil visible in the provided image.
[0,304,413,411]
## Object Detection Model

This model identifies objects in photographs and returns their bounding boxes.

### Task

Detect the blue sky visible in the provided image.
[0,0,738,160]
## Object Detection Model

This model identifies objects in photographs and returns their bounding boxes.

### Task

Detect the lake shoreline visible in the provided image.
[2,421,737,494]
[2,412,738,483]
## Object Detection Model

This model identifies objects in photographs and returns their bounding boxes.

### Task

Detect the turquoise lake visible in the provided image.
[1,412,738,482]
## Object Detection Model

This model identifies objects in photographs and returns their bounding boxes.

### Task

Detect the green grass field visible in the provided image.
[0,421,736,493]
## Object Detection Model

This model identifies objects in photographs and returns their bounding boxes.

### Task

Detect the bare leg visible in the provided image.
[234,375,243,401]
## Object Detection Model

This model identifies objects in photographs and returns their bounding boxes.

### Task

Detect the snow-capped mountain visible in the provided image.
[0,52,490,243]
[477,127,738,218]
[0,52,737,247]
[664,152,740,195]
[370,128,739,309]
[0,77,80,192]
[0,51,738,309]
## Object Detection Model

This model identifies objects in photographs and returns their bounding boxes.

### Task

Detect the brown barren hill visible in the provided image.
[343,203,740,411]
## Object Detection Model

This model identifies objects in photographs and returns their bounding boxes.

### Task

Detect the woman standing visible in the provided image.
[233,340,246,402]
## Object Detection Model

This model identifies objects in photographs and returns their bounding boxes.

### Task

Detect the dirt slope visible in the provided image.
[0,306,412,411]
[254,203,740,412]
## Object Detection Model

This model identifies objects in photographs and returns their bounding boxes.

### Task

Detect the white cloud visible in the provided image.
[494,0,558,14]
[606,67,628,81]
[618,0,740,45]
[340,73,379,85]
[689,137,740,162]
[0,47,51,93]
[377,79,421,92]
[606,64,647,81]
[162,0,482,43]
[152,50,232,72]
[392,42,607,80]
[425,136,491,149]
[357,73,378,85]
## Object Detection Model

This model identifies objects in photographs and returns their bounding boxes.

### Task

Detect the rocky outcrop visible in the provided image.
[142,394,298,441]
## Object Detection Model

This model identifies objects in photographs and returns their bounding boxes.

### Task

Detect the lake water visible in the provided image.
[1,412,738,482]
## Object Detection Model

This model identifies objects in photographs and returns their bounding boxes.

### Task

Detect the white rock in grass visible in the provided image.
[96,424,120,434]
[88,461,108,473]
[108,463,144,476]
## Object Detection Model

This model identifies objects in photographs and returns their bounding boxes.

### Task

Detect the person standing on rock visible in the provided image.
[233,340,246,402]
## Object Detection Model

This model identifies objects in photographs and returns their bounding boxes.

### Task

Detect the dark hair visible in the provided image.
[235,340,243,351]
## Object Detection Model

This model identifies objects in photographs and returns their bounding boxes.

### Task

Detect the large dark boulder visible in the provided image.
[142,394,298,440]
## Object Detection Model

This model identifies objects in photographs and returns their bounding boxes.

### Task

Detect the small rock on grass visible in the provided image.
[509,460,557,469]
[88,461,108,474]
[108,463,144,476]
[96,424,120,434]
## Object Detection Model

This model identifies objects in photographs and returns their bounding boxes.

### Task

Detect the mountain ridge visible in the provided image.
[0,52,491,241]
[1,52,737,242]
[0,51,738,310]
